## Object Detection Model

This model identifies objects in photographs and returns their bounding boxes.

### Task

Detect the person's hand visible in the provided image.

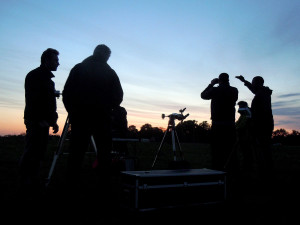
[52,124,59,134]
[235,75,245,82]
[210,78,219,86]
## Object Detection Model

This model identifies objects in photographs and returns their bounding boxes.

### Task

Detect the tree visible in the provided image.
[271,128,300,145]
[197,121,211,143]
[139,123,163,141]
[176,120,198,142]
[291,130,300,136]
[175,120,211,143]
[128,125,138,132]
[198,121,211,130]
[272,128,288,138]
[128,125,138,138]
[286,130,300,145]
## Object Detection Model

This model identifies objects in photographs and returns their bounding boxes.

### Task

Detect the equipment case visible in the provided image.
[120,168,227,211]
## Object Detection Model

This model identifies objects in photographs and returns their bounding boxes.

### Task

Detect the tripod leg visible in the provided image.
[224,141,238,170]
[45,116,70,187]
[151,129,168,169]
[55,117,70,155]
[90,135,98,155]
[171,129,177,161]
[90,135,99,169]
[174,129,184,160]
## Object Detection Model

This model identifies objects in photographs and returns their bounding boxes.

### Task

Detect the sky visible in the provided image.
[0,0,300,136]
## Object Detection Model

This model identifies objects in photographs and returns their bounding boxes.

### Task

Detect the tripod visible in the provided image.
[151,109,189,169]
[45,116,98,187]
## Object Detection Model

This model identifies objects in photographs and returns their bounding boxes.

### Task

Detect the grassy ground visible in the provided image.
[1,135,300,224]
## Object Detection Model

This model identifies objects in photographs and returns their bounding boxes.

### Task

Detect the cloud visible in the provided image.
[274,115,300,129]
[273,107,300,116]
[277,93,300,98]
[272,100,300,108]
[272,93,300,108]
[273,92,300,131]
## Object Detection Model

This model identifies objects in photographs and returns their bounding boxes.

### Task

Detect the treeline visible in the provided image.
[272,129,300,146]
[1,120,299,146]
[126,120,300,146]
[126,120,211,143]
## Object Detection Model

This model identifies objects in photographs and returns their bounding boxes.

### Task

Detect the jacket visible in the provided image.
[201,83,238,123]
[244,81,274,131]
[63,55,123,118]
[24,66,58,126]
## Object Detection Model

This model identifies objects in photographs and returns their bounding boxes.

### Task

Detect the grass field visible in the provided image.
[1,135,300,224]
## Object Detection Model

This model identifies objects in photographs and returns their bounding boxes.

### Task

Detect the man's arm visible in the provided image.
[235,75,255,94]
[111,71,124,108]
[200,78,219,100]
[25,73,44,120]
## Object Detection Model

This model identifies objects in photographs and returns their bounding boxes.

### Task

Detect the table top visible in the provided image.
[121,168,226,178]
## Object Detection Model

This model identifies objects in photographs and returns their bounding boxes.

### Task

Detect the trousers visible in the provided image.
[19,121,49,194]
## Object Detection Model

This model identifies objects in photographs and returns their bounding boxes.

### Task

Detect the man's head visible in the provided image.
[218,73,229,84]
[93,44,111,62]
[252,76,264,89]
[41,48,59,71]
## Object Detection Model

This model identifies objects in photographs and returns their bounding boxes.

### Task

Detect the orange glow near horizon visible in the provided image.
[0,108,298,136]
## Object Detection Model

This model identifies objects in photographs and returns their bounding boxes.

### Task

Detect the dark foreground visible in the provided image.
[3,169,300,225]
[1,137,300,225]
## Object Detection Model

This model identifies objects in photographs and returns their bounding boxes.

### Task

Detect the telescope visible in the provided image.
[152,108,189,169]
[162,108,189,121]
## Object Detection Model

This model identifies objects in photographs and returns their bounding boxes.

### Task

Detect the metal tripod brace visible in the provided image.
[45,116,98,187]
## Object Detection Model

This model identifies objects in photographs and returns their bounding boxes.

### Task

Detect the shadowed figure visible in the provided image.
[201,73,239,200]
[19,48,60,199]
[62,44,123,214]
[236,75,274,190]
[201,73,239,173]
[235,101,255,176]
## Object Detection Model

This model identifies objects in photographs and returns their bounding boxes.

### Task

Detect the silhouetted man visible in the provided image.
[62,44,123,211]
[19,48,60,198]
[201,73,238,172]
[236,75,274,184]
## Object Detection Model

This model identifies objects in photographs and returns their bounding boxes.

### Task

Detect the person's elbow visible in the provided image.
[201,93,209,100]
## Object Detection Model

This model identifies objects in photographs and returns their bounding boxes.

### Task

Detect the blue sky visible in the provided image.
[0,0,299,135]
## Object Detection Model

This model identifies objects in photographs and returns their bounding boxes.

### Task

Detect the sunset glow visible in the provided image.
[1,0,300,136]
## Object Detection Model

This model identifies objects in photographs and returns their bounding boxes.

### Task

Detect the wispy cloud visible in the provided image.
[272,92,300,131]
[272,100,300,108]
[275,115,300,130]
[273,92,300,109]
[277,93,300,98]
[273,107,300,116]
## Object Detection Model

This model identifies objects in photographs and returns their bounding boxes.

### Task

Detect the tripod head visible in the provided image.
[162,108,189,122]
